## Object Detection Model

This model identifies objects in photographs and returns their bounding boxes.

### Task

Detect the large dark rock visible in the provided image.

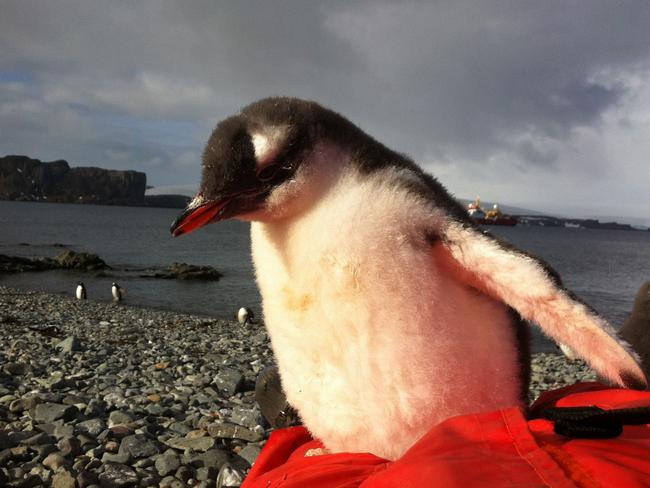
[0,254,54,273]
[0,250,108,274]
[53,250,108,270]
[0,155,146,206]
[142,262,223,281]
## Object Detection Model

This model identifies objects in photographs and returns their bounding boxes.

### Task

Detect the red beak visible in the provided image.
[170,197,232,237]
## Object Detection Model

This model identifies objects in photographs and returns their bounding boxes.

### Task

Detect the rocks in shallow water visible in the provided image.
[144,262,223,281]
[0,250,109,273]
[53,250,108,271]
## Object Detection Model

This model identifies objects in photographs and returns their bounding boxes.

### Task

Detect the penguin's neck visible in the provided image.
[250,166,523,460]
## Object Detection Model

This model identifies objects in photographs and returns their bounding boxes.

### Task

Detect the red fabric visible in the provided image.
[242,383,650,488]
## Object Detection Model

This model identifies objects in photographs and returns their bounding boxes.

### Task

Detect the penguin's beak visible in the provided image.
[170,195,233,237]
[170,186,269,237]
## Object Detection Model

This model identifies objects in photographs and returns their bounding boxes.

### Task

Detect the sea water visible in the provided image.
[1,200,649,352]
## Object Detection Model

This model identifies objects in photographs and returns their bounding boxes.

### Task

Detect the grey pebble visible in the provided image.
[32,403,78,423]
[164,436,215,453]
[118,434,160,459]
[155,453,181,476]
[76,418,106,436]
[237,445,261,467]
[97,463,139,487]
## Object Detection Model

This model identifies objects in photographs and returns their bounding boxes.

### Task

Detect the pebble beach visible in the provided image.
[0,285,596,487]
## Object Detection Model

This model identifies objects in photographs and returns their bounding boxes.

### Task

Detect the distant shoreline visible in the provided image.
[0,194,190,209]
[2,198,647,230]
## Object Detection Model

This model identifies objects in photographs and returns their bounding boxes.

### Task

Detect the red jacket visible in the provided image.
[242,383,650,488]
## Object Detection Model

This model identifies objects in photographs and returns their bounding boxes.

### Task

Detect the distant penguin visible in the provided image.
[237,307,254,324]
[620,281,650,378]
[558,342,579,361]
[170,97,646,460]
[75,282,87,300]
[111,282,123,302]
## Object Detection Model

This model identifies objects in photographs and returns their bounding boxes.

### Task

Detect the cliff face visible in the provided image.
[0,155,146,206]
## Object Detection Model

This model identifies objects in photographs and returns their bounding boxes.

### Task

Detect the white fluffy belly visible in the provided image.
[250,175,523,460]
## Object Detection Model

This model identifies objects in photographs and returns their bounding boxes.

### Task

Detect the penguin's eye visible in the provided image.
[256,164,280,182]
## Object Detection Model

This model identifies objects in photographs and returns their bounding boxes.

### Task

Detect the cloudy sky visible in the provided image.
[1,1,649,224]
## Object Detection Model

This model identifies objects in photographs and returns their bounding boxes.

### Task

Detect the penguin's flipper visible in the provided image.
[436,222,647,390]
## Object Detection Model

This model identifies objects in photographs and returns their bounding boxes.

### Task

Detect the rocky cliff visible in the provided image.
[0,155,146,206]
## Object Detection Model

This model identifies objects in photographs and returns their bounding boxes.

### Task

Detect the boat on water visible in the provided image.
[467,197,517,226]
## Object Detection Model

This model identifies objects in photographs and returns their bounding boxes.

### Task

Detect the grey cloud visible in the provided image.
[0,0,649,217]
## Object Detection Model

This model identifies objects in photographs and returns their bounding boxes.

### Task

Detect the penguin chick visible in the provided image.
[111,282,122,302]
[620,281,650,379]
[171,97,646,460]
[76,282,87,300]
[237,306,254,324]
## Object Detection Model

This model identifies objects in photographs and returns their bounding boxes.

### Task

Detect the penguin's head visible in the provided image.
[171,97,365,236]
